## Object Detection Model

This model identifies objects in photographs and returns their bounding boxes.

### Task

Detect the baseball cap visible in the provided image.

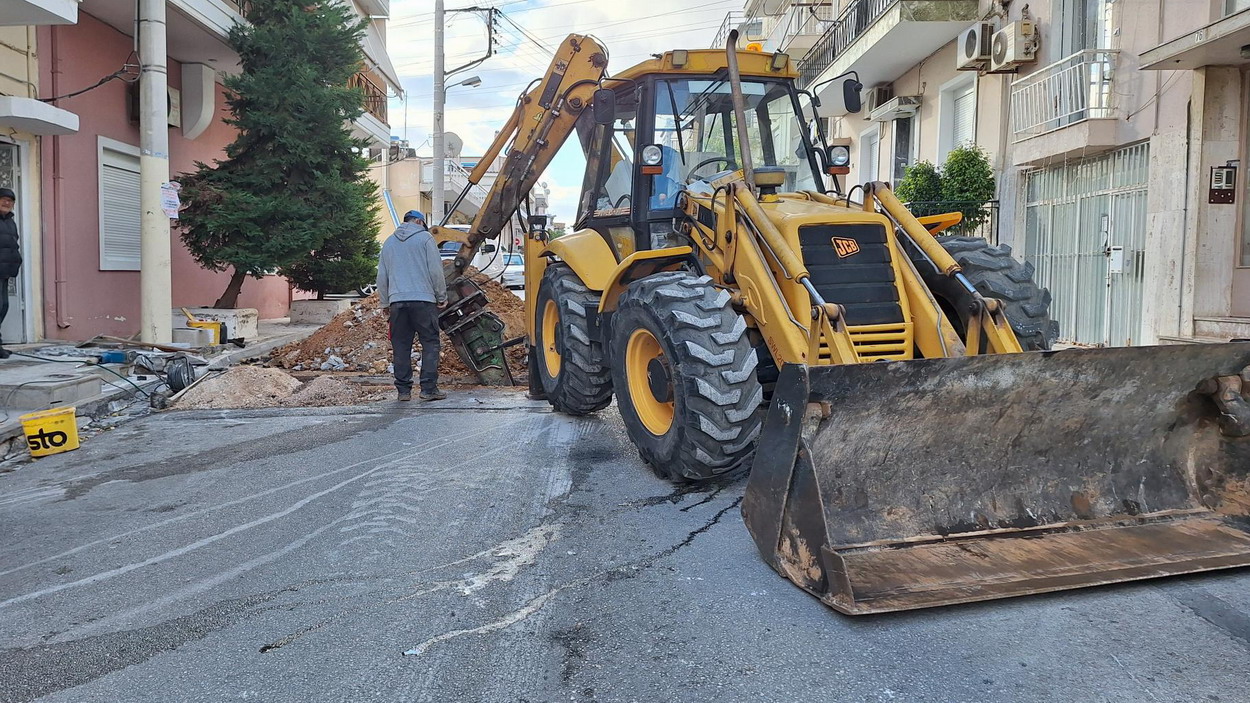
[403,210,425,222]
[0,187,14,201]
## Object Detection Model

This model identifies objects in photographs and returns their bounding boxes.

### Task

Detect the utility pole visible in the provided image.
[432,0,445,225]
[138,0,171,343]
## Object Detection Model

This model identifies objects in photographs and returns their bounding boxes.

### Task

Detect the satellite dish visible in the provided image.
[445,132,464,159]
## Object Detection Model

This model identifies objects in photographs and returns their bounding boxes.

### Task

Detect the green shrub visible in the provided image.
[939,144,996,233]
[895,160,943,217]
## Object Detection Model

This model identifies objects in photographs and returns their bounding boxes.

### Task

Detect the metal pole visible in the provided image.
[725,29,755,189]
[433,0,445,225]
[138,0,171,343]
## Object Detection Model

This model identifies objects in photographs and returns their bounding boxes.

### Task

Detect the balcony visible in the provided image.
[1009,50,1120,165]
[420,159,485,219]
[711,11,748,48]
[798,0,978,115]
[350,71,388,125]
[1,0,78,25]
[776,3,835,57]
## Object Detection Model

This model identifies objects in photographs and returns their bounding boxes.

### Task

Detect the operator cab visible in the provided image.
[576,68,826,260]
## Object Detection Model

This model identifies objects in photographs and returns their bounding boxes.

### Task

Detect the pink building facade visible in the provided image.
[37,12,293,341]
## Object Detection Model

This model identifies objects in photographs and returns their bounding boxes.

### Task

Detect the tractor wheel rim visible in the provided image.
[542,298,561,378]
[626,327,674,435]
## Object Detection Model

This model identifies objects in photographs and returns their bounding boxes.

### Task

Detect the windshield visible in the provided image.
[650,77,818,209]
[503,254,523,266]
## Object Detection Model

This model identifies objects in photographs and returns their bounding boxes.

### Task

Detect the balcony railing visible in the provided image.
[1010,50,1118,141]
[350,71,388,125]
[421,159,485,211]
[777,3,836,51]
[905,200,1000,244]
[711,11,747,48]
[798,0,895,86]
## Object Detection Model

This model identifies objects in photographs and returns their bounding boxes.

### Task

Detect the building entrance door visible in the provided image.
[0,142,28,344]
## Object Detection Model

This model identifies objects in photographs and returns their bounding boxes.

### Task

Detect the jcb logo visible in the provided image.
[832,237,861,258]
[27,428,68,452]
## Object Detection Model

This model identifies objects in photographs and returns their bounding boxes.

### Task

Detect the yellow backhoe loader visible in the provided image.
[431,32,1250,615]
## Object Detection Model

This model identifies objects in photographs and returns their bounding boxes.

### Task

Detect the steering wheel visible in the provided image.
[685,157,733,183]
[612,194,631,208]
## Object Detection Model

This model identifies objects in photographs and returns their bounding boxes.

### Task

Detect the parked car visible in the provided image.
[500,253,524,290]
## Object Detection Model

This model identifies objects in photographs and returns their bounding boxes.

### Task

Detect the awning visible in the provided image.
[1140,9,1250,70]
[0,97,78,136]
[361,22,402,95]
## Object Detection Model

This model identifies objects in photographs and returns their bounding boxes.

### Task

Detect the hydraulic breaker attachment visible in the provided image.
[438,277,515,386]
[742,343,1250,615]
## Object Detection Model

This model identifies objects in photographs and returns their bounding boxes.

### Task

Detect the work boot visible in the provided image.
[0,346,11,360]
[419,389,447,401]
[397,390,412,402]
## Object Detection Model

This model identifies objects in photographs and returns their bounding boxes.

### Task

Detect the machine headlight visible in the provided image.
[641,144,663,166]
[828,145,850,167]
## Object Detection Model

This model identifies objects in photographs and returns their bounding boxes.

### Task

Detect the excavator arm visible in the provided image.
[433,34,608,273]
[429,35,608,385]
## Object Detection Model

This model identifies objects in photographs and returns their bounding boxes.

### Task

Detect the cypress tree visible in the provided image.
[177,0,379,308]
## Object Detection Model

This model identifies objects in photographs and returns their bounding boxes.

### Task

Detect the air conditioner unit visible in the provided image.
[869,96,921,122]
[989,20,1037,73]
[864,85,894,113]
[957,22,994,71]
[126,84,183,128]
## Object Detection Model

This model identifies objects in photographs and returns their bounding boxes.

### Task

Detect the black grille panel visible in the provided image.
[799,224,903,325]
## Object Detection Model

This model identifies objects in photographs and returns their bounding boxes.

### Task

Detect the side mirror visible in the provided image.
[843,78,863,114]
[593,88,616,125]
[481,243,496,253]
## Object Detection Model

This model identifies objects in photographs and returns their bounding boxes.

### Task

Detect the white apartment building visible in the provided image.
[715,0,1250,346]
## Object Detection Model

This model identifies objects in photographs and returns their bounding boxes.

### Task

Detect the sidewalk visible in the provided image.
[0,318,321,465]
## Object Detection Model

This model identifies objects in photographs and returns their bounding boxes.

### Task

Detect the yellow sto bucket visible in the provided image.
[20,406,80,458]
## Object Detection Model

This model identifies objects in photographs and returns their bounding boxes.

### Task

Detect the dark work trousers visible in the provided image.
[0,278,9,343]
[389,300,441,393]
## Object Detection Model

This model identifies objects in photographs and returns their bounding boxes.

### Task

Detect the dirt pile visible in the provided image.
[175,366,303,409]
[281,375,389,407]
[174,366,393,410]
[270,270,528,384]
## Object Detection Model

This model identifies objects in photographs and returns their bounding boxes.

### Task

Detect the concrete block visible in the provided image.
[0,370,101,410]
[290,298,351,325]
[175,308,259,340]
[172,327,214,347]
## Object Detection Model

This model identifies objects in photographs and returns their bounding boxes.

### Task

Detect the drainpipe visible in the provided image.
[49,26,69,330]
[138,0,172,343]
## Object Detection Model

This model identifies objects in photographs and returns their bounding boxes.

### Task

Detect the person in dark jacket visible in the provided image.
[0,187,21,359]
[377,210,448,401]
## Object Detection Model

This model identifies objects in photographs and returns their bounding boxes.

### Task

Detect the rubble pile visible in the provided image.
[270,270,528,384]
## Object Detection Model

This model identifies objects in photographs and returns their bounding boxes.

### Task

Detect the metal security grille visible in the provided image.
[1023,142,1148,346]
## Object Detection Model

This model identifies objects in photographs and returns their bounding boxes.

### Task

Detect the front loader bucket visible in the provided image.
[742,343,1250,615]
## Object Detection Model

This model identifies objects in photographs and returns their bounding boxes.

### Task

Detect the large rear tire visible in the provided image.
[534,264,613,415]
[915,236,1060,351]
[609,272,763,482]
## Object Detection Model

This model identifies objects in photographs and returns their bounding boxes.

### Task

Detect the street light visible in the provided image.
[457,75,482,88]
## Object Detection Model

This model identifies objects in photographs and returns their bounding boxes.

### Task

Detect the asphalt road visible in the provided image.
[1,391,1248,702]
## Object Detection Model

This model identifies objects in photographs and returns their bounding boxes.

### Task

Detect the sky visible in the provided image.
[386,0,745,223]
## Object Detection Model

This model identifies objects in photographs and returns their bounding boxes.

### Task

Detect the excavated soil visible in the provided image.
[270,269,528,385]
[175,366,304,409]
[174,367,392,410]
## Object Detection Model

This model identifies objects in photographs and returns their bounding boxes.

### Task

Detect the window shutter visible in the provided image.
[862,131,879,183]
[952,87,975,149]
[99,150,141,271]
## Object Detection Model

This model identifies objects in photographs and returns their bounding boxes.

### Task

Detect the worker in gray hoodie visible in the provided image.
[377,210,448,401]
